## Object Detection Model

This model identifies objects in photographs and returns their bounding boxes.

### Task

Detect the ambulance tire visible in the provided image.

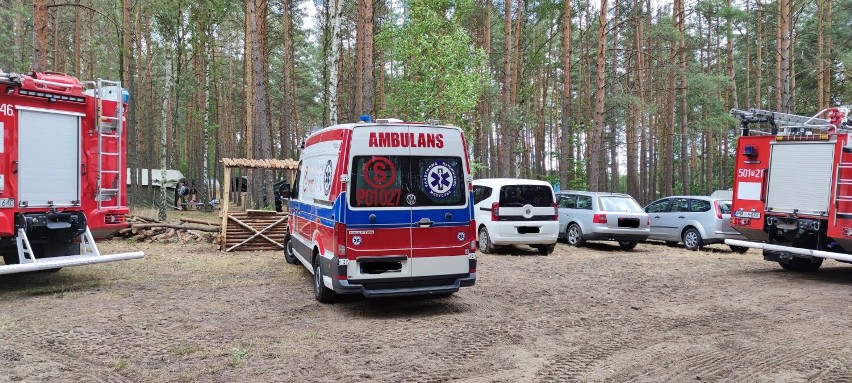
[477,227,494,254]
[535,244,555,255]
[779,257,823,272]
[313,255,337,303]
[284,237,298,265]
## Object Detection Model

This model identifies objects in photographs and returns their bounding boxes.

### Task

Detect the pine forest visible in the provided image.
[0,0,848,207]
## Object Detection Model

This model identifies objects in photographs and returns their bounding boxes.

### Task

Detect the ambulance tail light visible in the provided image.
[714,200,723,219]
[593,214,608,224]
[491,202,500,221]
[469,220,477,251]
[335,222,347,257]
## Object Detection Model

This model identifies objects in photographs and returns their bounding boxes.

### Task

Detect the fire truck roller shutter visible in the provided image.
[765,142,835,216]
[17,107,82,208]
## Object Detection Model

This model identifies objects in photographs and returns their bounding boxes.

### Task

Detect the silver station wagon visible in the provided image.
[644,196,747,252]
[556,191,650,250]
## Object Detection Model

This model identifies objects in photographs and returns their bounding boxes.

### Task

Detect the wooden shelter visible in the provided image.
[219,158,298,252]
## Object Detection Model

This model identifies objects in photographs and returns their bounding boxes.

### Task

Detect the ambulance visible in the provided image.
[284,119,477,302]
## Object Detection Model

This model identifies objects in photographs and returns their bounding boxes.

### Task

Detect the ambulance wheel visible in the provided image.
[284,237,298,265]
[477,227,494,254]
[618,241,638,250]
[535,244,555,255]
[779,257,823,272]
[313,256,336,303]
[682,228,703,251]
[566,224,585,247]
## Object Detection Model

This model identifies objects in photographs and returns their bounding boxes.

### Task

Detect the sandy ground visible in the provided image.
[2,239,852,383]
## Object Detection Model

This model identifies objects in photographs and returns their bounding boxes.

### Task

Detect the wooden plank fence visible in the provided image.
[221,210,288,252]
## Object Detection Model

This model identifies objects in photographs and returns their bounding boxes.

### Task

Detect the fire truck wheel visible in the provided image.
[779,257,823,272]
[682,228,703,251]
[535,244,555,255]
[284,237,298,265]
[729,245,749,254]
[618,241,638,250]
[478,227,494,254]
[313,256,337,303]
[566,224,585,247]
[2,253,18,266]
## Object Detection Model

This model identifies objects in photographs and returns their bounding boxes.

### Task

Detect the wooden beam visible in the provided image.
[220,166,232,250]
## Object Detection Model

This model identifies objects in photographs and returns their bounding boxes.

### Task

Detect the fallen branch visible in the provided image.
[130,223,219,232]
[179,217,220,226]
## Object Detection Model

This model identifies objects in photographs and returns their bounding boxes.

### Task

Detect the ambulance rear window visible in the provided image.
[350,156,467,208]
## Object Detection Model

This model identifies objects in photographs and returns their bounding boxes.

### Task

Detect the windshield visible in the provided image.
[498,185,554,207]
[350,155,466,208]
[599,196,644,213]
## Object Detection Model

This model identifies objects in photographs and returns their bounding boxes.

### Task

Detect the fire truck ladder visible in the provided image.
[833,147,852,224]
[90,79,125,210]
[730,108,836,136]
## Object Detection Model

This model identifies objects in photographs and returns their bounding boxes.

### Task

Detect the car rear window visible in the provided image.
[498,185,554,207]
[350,155,466,208]
[719,201,732,214]
[599,196,644,213]
[690,199,711,212]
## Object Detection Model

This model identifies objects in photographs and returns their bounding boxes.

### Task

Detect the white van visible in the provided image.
[285,120,477,302]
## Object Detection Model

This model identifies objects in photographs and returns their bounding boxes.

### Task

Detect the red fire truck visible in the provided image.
[0,70,143,275]
[727,106,852,271]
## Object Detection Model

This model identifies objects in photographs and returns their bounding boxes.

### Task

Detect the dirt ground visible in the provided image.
[2,237,852,382]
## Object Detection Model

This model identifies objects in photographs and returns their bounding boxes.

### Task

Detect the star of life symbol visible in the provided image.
[323,160,333,195]
[352,236,362,246]
[457,232,465,242]
[423,161,456,199]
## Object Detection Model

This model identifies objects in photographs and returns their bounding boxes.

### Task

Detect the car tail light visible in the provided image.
[714,200,723,219]
[593,213,607,224]
[553,203,559,220]
[491,202,500,221]
[335,222,347,257]
[647,216,651,226]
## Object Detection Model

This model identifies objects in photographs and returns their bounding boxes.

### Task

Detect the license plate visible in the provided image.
[0,198,14,208]
[733,210,761,219]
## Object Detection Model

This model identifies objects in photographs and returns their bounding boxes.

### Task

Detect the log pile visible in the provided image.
[114,215,221,244]
[222,210,289,252]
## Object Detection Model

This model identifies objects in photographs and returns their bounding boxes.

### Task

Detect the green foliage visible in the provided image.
[377,0,487,131]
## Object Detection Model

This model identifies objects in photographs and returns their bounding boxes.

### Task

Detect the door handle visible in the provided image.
[654,216,660,219]
[416,218,434,227]
[678,216,685,219]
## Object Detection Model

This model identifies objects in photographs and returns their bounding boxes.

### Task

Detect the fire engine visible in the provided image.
[0,70,143,275]
[727,106,852,271]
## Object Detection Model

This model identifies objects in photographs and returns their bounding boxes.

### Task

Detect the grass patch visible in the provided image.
[230,347,250,367]
[170,343,202,357]
[112,357,128,371]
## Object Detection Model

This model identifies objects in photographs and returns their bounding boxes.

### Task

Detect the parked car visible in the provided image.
[473,178,559,255]
[644,196,747,252]
[556,191,650,250]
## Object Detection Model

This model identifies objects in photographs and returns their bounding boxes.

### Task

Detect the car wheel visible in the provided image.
[566,224,585,247]
[536,244,556,256]
[284,237,298,265]
[682,228,703,251]
[313,256,336,303]
[618,241,638,250]
[729,245,749,254]
[779,257,823,272]
[477,227,494,254]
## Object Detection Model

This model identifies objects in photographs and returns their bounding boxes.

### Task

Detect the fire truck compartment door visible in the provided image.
[18,108,81,207]
[766,142,834,216]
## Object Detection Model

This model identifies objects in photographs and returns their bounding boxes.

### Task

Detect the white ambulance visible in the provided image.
[284,119,477,302]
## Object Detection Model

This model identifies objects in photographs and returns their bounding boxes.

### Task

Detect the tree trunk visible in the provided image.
[500,0,513,177]
[589,0,607,192]
[676,0,688,194]
[328,0,343,125]
[778,0,791,112]
[248,0,273,208]
[32,0,48,71]
[755,0,762,106]
[159,49,173,221]
[560,0,573,188]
